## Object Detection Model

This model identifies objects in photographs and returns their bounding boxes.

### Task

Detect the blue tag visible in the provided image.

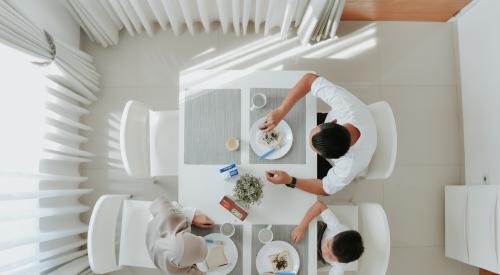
[219,163,236,173]
[229,169,239,177]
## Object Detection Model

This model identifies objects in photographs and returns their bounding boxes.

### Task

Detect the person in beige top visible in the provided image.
[146,196,215,275]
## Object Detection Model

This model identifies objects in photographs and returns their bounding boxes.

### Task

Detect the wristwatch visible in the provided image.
[286,177,297,188]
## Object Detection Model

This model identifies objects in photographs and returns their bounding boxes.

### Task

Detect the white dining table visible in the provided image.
[178,70,318,274]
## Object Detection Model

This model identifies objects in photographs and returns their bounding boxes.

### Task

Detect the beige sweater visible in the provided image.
[146,197,204,275]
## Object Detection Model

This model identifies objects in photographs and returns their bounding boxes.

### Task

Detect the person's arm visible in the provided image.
[291,201,327,243]
[265,170,329,196]
[296,178,329,196]
[260,73,319,131]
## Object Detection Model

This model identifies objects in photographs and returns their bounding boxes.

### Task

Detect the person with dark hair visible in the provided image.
[262,73,377,195]
[291,201,364,275]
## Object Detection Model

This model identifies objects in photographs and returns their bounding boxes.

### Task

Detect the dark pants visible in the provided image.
[317,113,333,179]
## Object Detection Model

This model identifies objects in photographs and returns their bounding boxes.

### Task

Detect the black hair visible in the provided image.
[332,230,364,263]
[311,123,351,159]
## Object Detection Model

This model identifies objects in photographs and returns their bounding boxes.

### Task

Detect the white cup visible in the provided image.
[250,93,267,111]
[258,224,274,244]
[225,137,239,151]
[220,222,235,238]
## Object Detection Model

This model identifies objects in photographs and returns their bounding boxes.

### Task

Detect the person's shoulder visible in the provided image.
[329,261,345,275]
[311,77,337,91]
[331,154,355,173]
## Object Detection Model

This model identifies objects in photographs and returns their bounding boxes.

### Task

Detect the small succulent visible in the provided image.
[233,173,263,207]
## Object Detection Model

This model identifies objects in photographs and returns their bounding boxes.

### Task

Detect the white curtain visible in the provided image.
[0,1,99,274]
[60,0,347,47]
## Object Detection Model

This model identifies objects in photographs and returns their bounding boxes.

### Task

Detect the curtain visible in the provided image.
[62,0,346,47]
[61,0,323,47]
[0,1,99,274]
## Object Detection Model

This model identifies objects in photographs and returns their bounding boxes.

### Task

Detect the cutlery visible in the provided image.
[205,239,224,245]
[259,148,276,160]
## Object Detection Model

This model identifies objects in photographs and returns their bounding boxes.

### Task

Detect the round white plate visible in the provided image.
[250,117,293,160]
[197,233,238,275]
[256,241,300,274]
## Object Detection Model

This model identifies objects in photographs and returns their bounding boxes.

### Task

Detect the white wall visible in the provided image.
[456,0,500,185]
[14,0,80,47]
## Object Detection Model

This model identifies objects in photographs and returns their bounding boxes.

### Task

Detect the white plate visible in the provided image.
[250,117,293,160]
[197,233,238,275]
[256,241,300,274]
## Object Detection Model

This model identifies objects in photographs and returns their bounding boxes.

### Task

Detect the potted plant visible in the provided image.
[233,173,264,208]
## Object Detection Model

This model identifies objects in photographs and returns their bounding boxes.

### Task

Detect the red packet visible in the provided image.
[219,196,248,221]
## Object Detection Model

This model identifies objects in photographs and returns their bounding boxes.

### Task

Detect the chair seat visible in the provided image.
[119,200,156,269]
[149,110,178,177]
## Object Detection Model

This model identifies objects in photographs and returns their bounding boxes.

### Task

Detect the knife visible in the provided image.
[205,239,224,245]
[259,148,276,160]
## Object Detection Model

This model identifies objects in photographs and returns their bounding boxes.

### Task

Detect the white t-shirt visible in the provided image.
[320,209,350,275]
[311,77,377,195]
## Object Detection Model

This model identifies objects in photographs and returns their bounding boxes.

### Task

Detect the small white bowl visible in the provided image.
[225,138,239,151]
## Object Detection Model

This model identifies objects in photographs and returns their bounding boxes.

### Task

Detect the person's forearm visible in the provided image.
[298,201,327,228]
[279,73,318,114]
[296,178,329,196]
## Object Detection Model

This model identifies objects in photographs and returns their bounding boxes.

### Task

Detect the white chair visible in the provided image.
[365,101,397,180]
[88,195,156,274]
[319,204,390,275]
[320,203,390,275]
[357,203,391,275]
[120,100,178,179]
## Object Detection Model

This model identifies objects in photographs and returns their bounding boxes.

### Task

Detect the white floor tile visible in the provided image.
[380,85,461,166]
[378,22,457,86]
[387,246,466,275]
[384,165,460,247]
[288,22,380,85]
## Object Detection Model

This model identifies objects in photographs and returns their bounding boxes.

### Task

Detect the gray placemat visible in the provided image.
[251,224,308,275]
[191,224,243,275]
[249,88,306,164]
[184,89,241,164]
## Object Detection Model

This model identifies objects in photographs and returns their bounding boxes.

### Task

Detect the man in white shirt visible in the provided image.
[262,73,377,195]
[291,201,364,275]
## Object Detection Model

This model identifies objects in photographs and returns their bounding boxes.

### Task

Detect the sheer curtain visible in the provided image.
[61,0,315,46]
[0,1,99,274]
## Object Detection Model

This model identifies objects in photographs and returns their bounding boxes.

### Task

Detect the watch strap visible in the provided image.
[286,177,297,188]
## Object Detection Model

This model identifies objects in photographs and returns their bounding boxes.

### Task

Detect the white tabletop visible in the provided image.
[179,70,318,225]
[179,70,320,274]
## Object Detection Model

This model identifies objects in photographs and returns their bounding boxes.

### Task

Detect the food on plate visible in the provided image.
[205,245,228,270]
[268,250,292,272]
[258,129,283,148]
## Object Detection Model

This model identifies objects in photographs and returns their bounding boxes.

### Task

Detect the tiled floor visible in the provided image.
[81,21,476,275]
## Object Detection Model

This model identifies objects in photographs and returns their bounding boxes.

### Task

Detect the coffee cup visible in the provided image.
[250,93,267,111]
[220,222,235,238]
[258,224,273,244]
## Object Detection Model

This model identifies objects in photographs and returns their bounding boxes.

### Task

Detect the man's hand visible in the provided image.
[192,215,214,228]
[259,107,286,132]
[291,225,307,243]
[266,170,292,185]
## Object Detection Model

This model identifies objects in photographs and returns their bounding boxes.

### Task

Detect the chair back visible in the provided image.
[357,203,391,275]
[366,101,397,180]
[88,195,130,274]
[120,100,151,178]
